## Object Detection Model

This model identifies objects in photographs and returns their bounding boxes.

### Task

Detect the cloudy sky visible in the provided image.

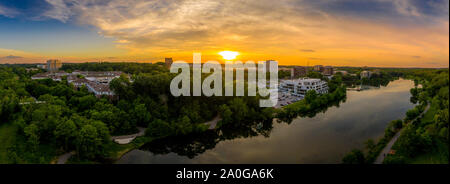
[0,0,448,67]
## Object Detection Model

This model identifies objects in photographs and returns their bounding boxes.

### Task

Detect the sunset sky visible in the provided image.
[0,0,448,67]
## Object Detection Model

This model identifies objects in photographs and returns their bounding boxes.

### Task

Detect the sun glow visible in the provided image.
[219,51,239,60]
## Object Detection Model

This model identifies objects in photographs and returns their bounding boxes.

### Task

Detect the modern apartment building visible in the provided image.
[46,59,62,72]
[279,78,328,97]
[293,66,308,78]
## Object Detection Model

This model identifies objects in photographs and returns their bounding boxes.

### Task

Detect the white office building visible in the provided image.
[279,78,328,97]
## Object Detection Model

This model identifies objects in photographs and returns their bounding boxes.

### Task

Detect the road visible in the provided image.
[374,104,430,164]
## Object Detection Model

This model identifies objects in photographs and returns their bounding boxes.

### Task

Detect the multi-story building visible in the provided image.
[360,71,372,78]
[279,78,328,97]
[37,64,46,69]
[46,59,62,72]
[313,65,324,72]
[165,58,173,68]
[323,66,334,76]
[265,60,278,72]
[32,70,124,97]
[293,66,307,78]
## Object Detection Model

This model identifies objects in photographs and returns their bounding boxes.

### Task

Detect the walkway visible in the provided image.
[56,152,75,164]
[54,127,146,164]
[204,115,222,130]
[374,104,430,164]
[111,127,146,144]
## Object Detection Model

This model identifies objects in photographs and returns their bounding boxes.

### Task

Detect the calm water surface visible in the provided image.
[118,79,415,164]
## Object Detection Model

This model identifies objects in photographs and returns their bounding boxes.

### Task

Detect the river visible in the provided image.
[117,79,415,164]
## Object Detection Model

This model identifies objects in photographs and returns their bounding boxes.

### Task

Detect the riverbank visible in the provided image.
[374,104,430,164]
[118,79,415,164]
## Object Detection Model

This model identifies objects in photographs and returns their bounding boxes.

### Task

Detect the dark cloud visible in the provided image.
[301,0,449,20]
[412,56,421,58]
[0,0,53,20]
[1,55,24,59]
[300,49,315,52]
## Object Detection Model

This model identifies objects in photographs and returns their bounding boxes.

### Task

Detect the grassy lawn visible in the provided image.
[0,123,18,163]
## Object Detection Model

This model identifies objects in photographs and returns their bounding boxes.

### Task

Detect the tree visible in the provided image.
[132,103,152,127]
[146,119,172,138]
[395,126,421,157]
[383,156,406,164]
[342,149,366,164]
[305,90,318,106]
[110,75,134,100]
[364,139,376,151]
[406,108,420,120]
[77,95,97,111]
[90,120,110,144]
[229,98,248,123]
[54,119,77,151]
[307,71,323,79]
[24,124,40,152]
[76,124,101,159]
[388,119,403,130]
[219,104,232,125]
[175,115,193,135]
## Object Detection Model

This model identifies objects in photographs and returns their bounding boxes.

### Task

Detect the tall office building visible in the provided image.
[46,59,62,72]
[293,66,307,78]
[323,66,334,76]
[313,65,324,72]
[165,58,173,68]
[265,60,278,72]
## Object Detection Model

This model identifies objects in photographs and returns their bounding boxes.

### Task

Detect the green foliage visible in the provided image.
[24,124,40,152]
[277,81,347,123]
[383,155,406,164]
[76,124,101,159]
[146,119,172,138]
[54,119,77,151]
[342,149,366,164]
[306,71,323,79]
[278,70,291,79]
[406,107,420,120]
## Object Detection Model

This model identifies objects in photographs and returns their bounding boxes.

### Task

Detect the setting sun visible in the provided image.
[219,51,239,60]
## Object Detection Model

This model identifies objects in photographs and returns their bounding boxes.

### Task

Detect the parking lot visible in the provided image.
[275,92,303,108]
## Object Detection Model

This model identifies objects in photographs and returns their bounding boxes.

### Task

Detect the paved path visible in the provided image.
[204,115,222,130]
[111,127,146,144]
[56,152,75,164]
[54,127,146,164]
[374,104,430,164]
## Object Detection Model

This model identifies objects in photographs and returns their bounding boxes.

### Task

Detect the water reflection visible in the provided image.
[118,79,415,164]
